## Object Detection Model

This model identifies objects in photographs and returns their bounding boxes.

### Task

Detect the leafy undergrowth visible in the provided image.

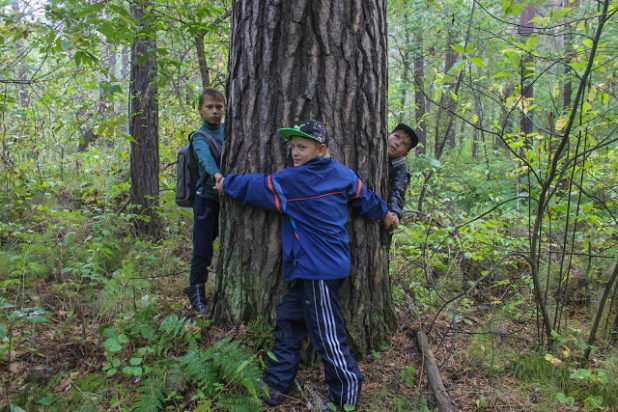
[3,268,617,412]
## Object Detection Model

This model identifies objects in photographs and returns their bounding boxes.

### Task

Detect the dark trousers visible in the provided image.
[189,194,219,285]
[262,278,363,407]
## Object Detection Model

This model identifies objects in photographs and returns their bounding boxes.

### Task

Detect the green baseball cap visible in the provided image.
[278,120,328,145]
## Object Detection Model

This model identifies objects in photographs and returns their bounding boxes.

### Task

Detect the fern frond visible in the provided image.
[160,314,203,347]
[133,376,165,412]
[215,394,263,412]
[207,338,262,384]
[180,348,220,393]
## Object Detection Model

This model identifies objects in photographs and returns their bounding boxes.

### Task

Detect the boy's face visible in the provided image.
[199,97,225,125]
[387,130,412,159]
[290,136,327,166]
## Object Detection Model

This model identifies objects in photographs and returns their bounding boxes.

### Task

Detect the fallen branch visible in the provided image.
[404,292,456,412]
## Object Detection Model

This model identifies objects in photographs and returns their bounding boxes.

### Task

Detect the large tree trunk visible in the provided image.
[214,0,395,357]
[129,0,160,238]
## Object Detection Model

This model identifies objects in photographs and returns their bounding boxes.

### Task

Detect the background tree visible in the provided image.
[213,0,394,356]
[129,0,160,238]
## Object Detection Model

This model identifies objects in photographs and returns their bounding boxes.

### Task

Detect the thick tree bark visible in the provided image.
[129,0,160,238]
[214,0,395,357]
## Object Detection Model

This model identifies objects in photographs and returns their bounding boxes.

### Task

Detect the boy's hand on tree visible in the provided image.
[213,174,225,193]
[384,211,399,230]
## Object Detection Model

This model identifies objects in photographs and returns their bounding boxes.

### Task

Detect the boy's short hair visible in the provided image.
[278,120,328,146]
[392,123,419,152]
[199,88,226,106]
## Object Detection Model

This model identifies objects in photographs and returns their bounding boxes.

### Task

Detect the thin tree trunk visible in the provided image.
[413,33,426,154]
[563,0,578,111]
[194,32,210,90]
[518,6,535,143]
[12,0,29,107]
[530,0,610,345]
[215,0,394,357]
[434,29,458,155]
[129,0,160,238]
[584,262,618,361]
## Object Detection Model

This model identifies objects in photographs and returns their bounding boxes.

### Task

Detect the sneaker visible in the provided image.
[259,380,284,406]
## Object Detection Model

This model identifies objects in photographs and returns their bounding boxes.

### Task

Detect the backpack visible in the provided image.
[175,129,222,208]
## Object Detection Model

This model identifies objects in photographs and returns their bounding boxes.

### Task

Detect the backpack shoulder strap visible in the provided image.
[191,129,222,165]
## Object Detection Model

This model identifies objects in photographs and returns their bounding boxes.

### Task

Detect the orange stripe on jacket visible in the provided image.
[267,175,282,212]
[349,179,363,199]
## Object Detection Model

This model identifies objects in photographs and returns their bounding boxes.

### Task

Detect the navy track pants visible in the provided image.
[262,278,363,406]
[189,194,219,285]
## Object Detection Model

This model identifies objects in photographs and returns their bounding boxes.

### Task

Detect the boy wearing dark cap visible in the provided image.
[215,120,397,411]
[386,123,419,231]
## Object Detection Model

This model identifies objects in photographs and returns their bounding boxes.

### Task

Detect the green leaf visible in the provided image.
[242,378,257,397]
[430,158,443,168]
[525,34,538,51]
[584,395,603,408]
[596,369,609,384]
[75,2,105,17]
[492,71,514,79]
[469,57,484,68]
[129,357,143,366]
[557,392,574,404]
[551,7,573,22]
[450,44,465,54]
[235,360,249,374]
[570,368,592,380]
[9,405,27,412]
[503,50,520,70]
[36,397,55,406]
[103,338,122,353]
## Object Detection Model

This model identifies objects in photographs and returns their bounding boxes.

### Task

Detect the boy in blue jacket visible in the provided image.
[214,120,397,411]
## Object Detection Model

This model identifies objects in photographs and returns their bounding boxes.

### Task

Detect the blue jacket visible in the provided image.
[223,157,387,282]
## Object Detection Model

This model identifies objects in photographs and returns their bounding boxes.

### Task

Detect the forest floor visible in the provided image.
[1,270,554,412]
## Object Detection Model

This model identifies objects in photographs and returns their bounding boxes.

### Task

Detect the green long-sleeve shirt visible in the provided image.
[192,121,224,200]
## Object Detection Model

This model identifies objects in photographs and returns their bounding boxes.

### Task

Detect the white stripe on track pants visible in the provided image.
[262,278,363,407]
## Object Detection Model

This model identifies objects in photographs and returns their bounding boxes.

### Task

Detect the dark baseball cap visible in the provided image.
[278,120,328,145]
[392,123,419,150]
